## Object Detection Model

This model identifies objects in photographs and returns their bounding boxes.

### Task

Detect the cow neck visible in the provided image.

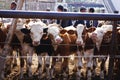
[23,34,33,47]
[42,33,49,40]
[42,28,49,40]
[84,34,95,50]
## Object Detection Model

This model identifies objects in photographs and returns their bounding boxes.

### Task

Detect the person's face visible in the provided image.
[11,4,16,10]
[57,9,62,12]
[81,9,86,12]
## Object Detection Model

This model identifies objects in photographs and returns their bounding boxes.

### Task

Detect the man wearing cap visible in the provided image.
[10,1,17,10]
[86,8,98,28]
[56,5,72,28]
[73,6,87,27]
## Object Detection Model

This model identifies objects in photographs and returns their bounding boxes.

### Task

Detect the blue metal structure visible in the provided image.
[0,10,120,20]
[68,2,104,8]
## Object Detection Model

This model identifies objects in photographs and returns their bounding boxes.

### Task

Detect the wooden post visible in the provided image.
[0,0,24,79]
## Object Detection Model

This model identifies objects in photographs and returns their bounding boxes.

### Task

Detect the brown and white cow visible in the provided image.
[0,26,22,78]
[16,21,63,78]
[49,26,78,79]
[90,25,114,79]
[0,19,63,79]
[76,24,97,79]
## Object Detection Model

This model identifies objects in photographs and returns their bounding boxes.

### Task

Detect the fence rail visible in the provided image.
[0,10,120,80]
[0,10,120,20]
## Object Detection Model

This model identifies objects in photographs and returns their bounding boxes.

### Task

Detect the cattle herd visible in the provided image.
[0,18,120,80]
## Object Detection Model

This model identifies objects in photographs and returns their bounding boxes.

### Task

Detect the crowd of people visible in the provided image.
[10,1,120,28]
[56,5,99,28]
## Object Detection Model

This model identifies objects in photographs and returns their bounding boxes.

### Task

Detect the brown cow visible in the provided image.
[0,27,21,78]
[50,27,78,79]
[90,25,116,79]
[76,25,97,79]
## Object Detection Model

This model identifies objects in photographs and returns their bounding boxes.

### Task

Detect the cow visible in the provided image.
[0,26,22,79]
[90,25,114,79]
[52,25,96,79]
[49,25,78,79]
[0,19,63,79]
[103,28,120,80]
[76,24,97,80]
[16,21,63,79]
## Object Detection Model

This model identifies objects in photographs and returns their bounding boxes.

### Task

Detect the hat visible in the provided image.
[46,8,50,11]
[89,8,95,13]
[64,8,67,12]
[11,1,17,5]
[80,6,86,11]
[114,10,119,13]
[57,5,64,11]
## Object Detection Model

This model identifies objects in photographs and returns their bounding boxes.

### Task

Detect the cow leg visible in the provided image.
[37,55,43,79]
[26,50,33,77]
[4,54,13,78]
[100,57,107,79]
[84,49,94,80]
[50,56,56,79]
[61,57,69,80]
[19,57,25,79]
[45,56,51,79]
[76,50,83,79]
[3,48,13,78]
[92,57,97,77]
[12,50,19,68]
[0,59,6,80]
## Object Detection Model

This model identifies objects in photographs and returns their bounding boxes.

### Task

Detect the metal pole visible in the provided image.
[0,11,120,20]
[108,21,117,80]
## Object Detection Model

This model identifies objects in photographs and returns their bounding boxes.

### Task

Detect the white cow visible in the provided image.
[91,25,113,50]
[76,24,85,46]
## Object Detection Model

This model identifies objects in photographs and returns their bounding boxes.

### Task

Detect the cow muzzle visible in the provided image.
[33,41,40,46]
[55,36,63,44]
[91,33,98,42]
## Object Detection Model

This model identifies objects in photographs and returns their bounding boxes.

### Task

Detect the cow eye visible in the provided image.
[67,30,75,35]
[60,29,67,34]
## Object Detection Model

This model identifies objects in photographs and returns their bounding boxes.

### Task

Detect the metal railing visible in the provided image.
[0,10,120,80]
[0,10,120,20]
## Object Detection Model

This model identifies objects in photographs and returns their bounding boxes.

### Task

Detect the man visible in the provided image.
[63,8,73,27]
[86,8,98,28]
[56,5,72,28]
[10,1,17,10]
[73,6,86,27]
[42,8,55,25]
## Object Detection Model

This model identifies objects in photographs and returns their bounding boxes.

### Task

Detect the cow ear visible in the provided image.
[21,28,30,34]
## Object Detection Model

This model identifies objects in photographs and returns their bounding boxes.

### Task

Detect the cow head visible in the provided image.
[76,24,85,45]
[21,22,45,46]
[47,23,63,44]
[91,27,105,44]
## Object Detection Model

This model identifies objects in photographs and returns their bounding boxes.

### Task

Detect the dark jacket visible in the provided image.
[86,20,98,28]
[73,20,85,27]
[57,19,72,28]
